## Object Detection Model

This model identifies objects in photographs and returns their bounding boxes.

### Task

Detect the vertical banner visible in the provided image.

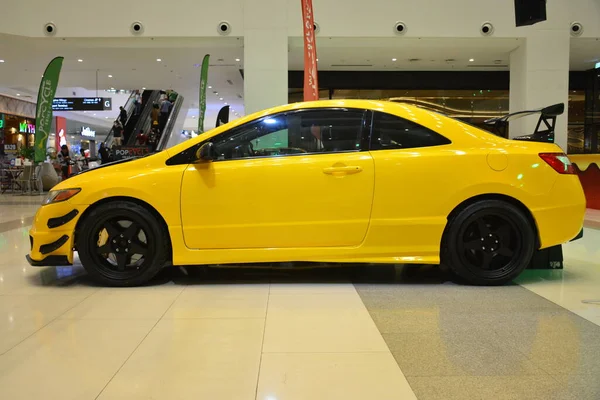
[35,57,63,163]
[301,0,319,101]
[215,105,230,128]
[198,54,210,133]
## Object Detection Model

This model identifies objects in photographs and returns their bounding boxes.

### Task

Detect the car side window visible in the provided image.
[211,108,366,161]
[370,111,451,150]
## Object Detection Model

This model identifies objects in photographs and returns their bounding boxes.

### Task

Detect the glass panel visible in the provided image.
[371,112,451,150]
[212,108,364,161]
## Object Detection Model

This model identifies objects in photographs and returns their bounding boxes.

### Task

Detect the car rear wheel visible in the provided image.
[76,201,169,286]
[442,199,535,286]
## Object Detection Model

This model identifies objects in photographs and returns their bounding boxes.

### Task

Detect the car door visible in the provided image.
[180,108,375,249]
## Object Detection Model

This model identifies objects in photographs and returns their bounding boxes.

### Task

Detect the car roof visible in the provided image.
[167,99,503,157]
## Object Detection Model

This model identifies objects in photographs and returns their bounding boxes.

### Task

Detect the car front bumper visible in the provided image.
[28,202,87,267]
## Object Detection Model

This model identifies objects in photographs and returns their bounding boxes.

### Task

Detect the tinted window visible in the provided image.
[212,108,365,161]
[370,111,451,150]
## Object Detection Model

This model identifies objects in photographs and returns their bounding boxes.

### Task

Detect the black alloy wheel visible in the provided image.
[442,200,535,285]
[77,201,169,286]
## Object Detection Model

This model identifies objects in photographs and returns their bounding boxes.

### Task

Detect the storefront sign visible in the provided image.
[19,121,36,134]
[81,127,96,139]
[0,114,4,129]
[52,97,112,111]
[113,145,150,160]
[4,144,17,152]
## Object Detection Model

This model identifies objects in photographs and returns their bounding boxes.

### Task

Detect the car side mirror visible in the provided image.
[195,142,216,162]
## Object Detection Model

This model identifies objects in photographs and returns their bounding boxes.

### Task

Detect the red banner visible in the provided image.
[55,116,67,152]
[301,0,319,101]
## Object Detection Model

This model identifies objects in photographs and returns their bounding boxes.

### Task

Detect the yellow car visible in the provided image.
[27,100,586,286]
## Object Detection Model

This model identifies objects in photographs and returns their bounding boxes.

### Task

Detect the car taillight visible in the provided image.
[539,153,575,174]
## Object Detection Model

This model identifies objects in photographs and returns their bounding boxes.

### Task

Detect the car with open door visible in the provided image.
[27,100,586,286]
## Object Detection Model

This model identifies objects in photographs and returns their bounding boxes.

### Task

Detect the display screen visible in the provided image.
[52,97,112,111]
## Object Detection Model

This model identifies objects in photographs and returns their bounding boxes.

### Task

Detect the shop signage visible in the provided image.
[19,122,36,134]
[52,97,112,111]
[81,127,96,139]
[0,114,4,129]
[113,145,150,160]
[4,144,17,152]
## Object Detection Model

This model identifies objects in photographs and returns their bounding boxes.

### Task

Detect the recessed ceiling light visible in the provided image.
[392,58,397,62]
[235,58,240,62]
[142,87,146,90]
[78,59,83,62]
[0,59,4,63]
[219,98,223,101]
[110,87,115,90]
[316,58,319,61]
[208,85,212,89]
[105,116,109,119]
[192,115,196,118]
[16,93,20,96]
[108,74,113,78]
[93,113,96,116]
[224,102,228,105]
[469,58,475,62]
[156,58,162,62]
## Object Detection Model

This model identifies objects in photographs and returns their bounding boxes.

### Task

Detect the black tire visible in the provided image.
[442,199,535,286]
[76,201,170,287]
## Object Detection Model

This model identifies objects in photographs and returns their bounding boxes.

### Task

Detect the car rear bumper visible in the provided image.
[533,176,586,249]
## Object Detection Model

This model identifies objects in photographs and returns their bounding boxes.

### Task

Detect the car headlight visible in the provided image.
[43,189,81,205]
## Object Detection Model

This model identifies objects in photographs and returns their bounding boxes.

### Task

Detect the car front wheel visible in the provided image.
[442,199,535,286]
[76,201,170,286]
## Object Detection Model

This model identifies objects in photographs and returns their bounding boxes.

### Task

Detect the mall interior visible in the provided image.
[1,0,600,399]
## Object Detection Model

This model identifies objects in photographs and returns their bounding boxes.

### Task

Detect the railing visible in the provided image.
[103,91,139,147]
[125,90,161,145]
[157,94,184,151]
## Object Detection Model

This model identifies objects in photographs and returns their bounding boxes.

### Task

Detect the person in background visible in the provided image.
[136,129,147,146]
[98,142,109,164]
[57,144,72,180]
[112,120,123,146]
[159,98,172,133]
[119,106,128,126]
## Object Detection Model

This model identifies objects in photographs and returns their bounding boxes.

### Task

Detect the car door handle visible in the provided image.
[322,166,363,175]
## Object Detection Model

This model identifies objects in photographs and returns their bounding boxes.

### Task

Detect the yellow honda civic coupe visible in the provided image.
[27,100,586,286]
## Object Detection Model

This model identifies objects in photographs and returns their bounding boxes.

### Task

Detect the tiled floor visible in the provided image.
[0,196,599,399]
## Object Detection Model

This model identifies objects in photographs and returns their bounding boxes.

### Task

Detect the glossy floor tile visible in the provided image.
[0,200,599,399]
[257,352,417,400]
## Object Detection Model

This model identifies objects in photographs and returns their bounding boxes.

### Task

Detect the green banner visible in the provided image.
[35,57,63,163]
[198,54,210,133]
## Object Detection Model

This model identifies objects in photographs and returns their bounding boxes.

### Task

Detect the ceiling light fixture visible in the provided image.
[208,86,212,89]
[93,113,96,116]
[469,58,475,62]
[78,59,83,62]
[219,97,223,101]
[16,93,20,96]
[108,74,113,78]
[0,60,4,63]
[224,102,228,105]
[316,58,319,61]
[392,58,397,61]
[142,87,146,90]
[156,58,162,62]
[235,58,240,62]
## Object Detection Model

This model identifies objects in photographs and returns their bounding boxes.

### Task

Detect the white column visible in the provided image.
[242,0,288,115]
[509,17,571,151]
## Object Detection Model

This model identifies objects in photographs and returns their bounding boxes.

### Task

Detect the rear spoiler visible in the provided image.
[484,103,564,143]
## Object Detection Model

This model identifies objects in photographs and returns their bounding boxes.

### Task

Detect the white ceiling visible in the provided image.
[1,35,599,131]
[0,35,245,131]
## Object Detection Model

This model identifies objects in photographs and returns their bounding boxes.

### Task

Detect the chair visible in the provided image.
[14,165,34,195]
